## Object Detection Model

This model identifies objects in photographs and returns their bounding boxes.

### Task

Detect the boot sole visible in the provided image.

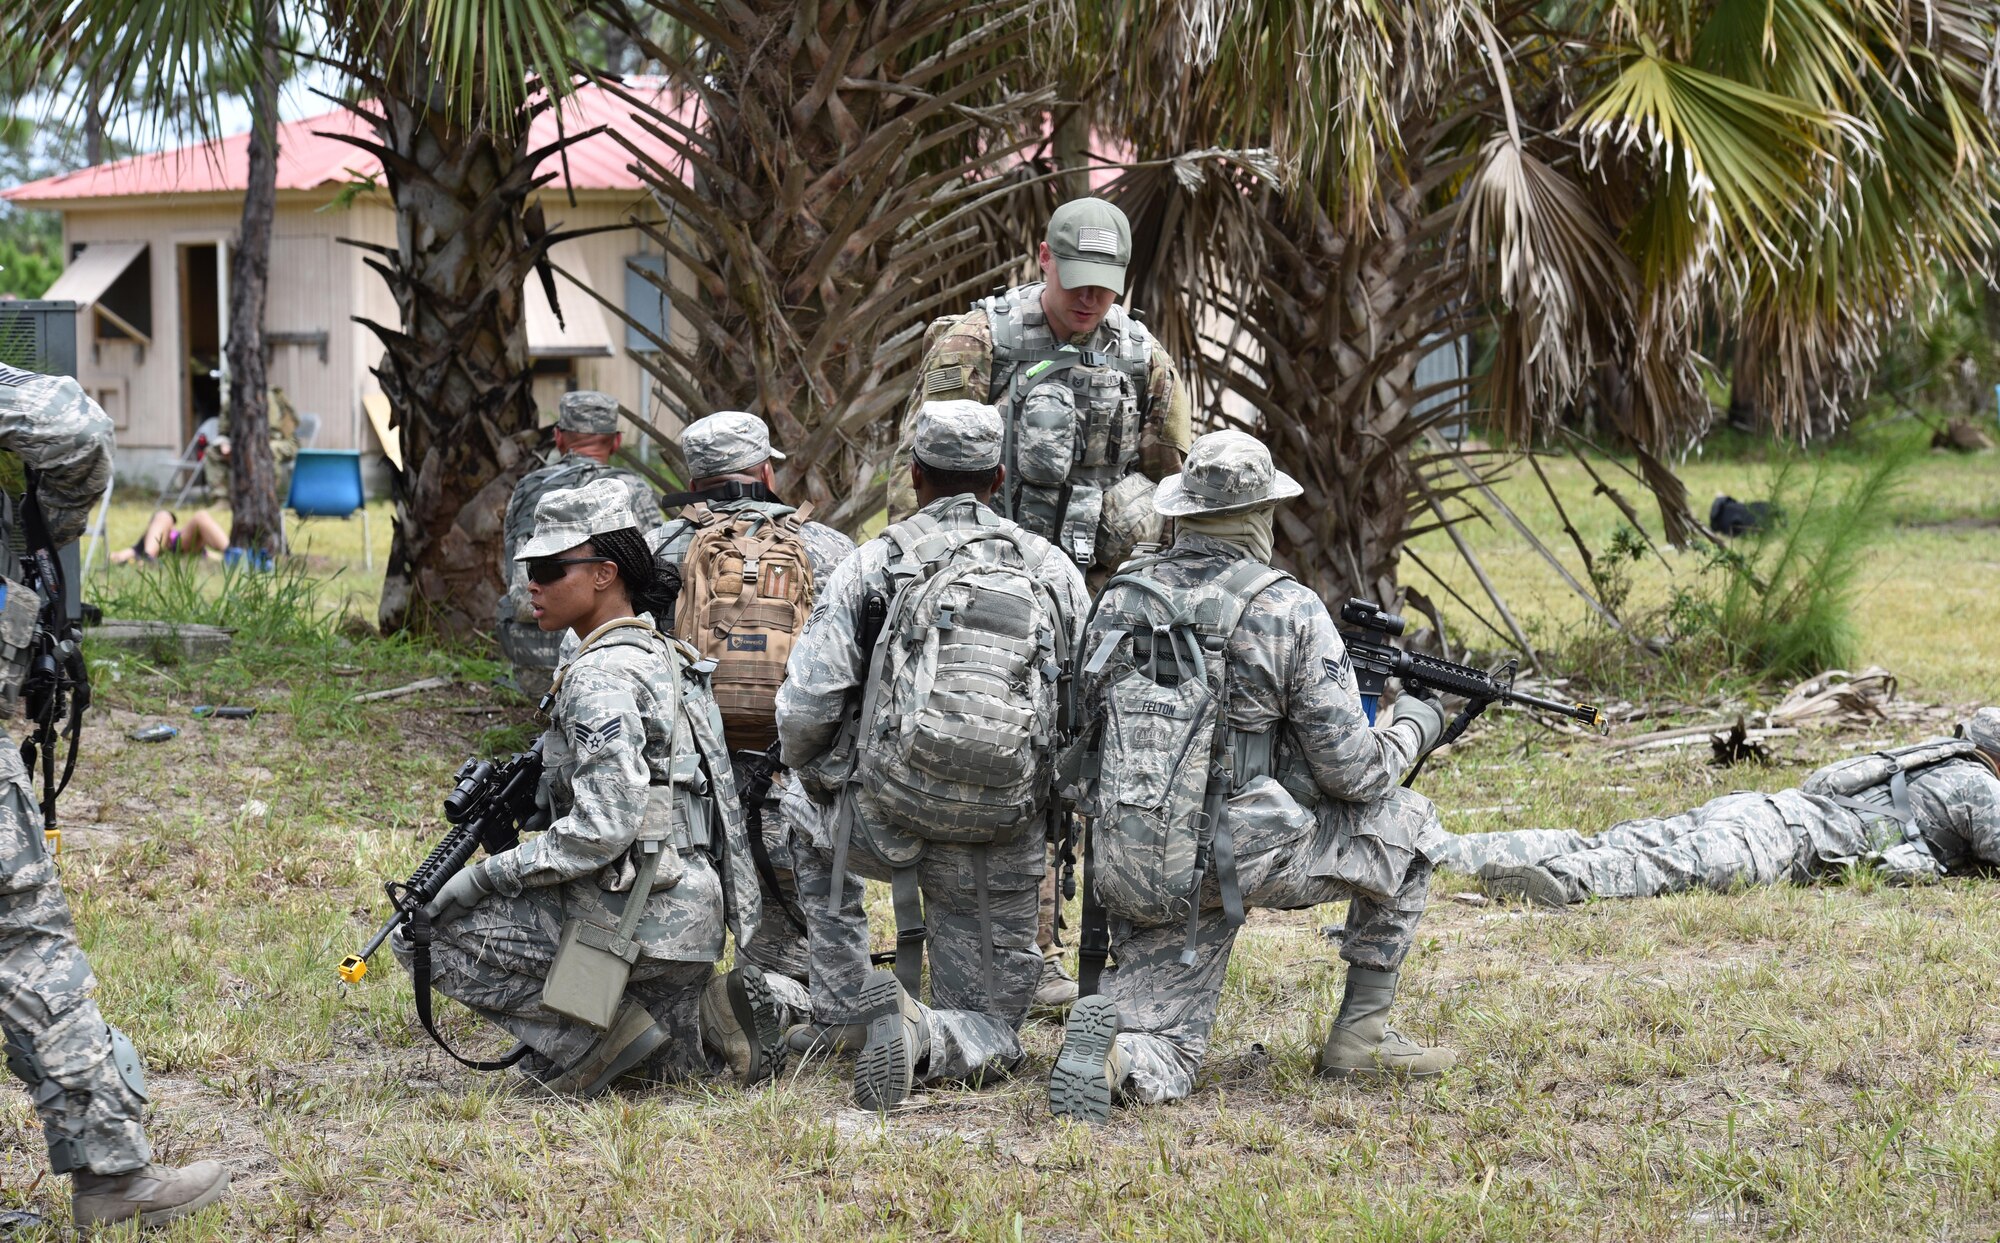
[1048,995,1119,1124]
[727,968,788,1086]
[852,971,914,1112]
[1479,864,1573,908]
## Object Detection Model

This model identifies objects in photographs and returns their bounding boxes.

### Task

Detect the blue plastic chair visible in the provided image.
[284,448,373,569]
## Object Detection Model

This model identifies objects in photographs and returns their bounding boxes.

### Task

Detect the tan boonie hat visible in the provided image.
[1152,429,1303,517]
[515,477,639,560]
[912,399,1003,472]
[557,390,620,435]
[1047,197,1131,292]
[682,410,786,479]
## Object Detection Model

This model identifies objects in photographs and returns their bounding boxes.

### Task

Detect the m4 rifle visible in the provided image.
[1338,598,1607,784]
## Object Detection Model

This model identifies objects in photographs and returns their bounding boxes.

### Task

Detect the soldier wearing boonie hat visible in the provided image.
[775,395,1090,1108]
[496,390,663,699]
[626,411,857,1058]
[399,474,787,1096]
[890,198,1198,1008]
[1048,427,1457,1125]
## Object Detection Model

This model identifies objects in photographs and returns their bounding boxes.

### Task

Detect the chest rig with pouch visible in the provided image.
[1074,553,1286,986]
[980,286,1151,567]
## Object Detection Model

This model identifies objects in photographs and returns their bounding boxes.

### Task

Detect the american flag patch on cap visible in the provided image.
[1076,226,1122,256]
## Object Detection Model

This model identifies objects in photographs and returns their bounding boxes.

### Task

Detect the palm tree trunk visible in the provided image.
[223,0,283,557]
[344,91,551,637]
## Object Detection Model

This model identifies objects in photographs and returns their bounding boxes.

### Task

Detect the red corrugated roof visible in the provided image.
[2,78,691,204]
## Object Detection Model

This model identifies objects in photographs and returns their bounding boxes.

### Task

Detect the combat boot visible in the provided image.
[1048,994,1123,1124]
[72,1160,230,1229]
[699,966,788,1086]
[1314,967,1456,1081]
[785,1021,867,1057]
[544,1001,669,1098]
[852,968,928,1111]
[1033,953,1080,1011]
[1478,862,1578,908]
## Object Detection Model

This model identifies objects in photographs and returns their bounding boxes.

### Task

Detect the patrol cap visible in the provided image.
[682,410,786,479]
[515,477,639,560]
[912,399,1003,473]
[1963,707,2000,761]
[1152,429,1303,517]
[557,390,621,435]
[1047,197,1130,292]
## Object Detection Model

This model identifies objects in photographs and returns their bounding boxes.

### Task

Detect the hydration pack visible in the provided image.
[1080,555,1285,958]
[853,509,1068,844]
[671,503,816,749]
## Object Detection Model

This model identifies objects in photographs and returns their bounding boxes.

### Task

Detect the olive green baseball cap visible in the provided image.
[1047,197,1130,292]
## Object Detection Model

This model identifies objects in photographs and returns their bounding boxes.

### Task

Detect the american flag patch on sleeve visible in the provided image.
[1076,226,1121,256]
[924,367,961,394]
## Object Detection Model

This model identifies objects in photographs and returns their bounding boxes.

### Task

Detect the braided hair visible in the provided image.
[589,527,681,623]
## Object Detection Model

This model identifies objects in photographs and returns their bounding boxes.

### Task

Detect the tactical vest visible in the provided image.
[979,284,1152,566]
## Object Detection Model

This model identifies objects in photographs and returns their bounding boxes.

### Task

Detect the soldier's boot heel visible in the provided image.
[72,1160,231,1229]
[785,1021,868,1057]
[1477,863,1576,908]
[1049,995,1121,1124]
[727,967,789,1086]
[852,969,921,1111]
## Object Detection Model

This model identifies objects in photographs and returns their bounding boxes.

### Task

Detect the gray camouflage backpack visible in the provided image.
[853,508,1068,842]
[1080,555,1285,962]
[1801,737,1980,837]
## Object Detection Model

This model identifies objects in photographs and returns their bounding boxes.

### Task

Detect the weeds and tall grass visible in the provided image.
[1675,442,1916,683]
[92,557,341,647]
[1547,441,1917,694]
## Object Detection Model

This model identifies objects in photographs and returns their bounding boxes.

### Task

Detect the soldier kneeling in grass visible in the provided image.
[1049,430,1457,1125]
[1445,709,2000,905]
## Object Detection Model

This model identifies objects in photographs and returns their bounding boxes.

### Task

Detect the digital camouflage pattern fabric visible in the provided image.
[886,283,1190,568]
[1438,723,2000,900]
[397,617,762,1072]
[776,494,1088,1078]
[1076,530,1447,1105]
[496,453,662,693]
[0,371,151,1175]
[679,410,787,479]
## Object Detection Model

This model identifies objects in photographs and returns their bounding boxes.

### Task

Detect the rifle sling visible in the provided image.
[741,776,809,938]
[406,906,532,1072]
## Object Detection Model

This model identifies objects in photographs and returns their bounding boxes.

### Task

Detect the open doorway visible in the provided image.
[178,242,223,445]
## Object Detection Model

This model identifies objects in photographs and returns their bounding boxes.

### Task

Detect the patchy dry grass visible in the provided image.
[3,446,1997,1239]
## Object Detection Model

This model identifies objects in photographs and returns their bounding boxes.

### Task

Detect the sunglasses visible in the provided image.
[525,556,612,586]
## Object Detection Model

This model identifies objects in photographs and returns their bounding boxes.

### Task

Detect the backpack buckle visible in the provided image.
[935,606,958,631]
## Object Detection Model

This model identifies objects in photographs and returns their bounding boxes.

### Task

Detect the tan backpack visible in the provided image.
[671,504,816,749]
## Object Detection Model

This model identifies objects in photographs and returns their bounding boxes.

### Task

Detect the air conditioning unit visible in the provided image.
[0,300,80,378]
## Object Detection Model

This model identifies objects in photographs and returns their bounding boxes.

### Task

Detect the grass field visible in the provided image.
[5,431,1999,1240]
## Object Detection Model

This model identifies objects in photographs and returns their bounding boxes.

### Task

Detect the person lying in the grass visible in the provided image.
[109,509,229,563]
[1439,709,2000,906]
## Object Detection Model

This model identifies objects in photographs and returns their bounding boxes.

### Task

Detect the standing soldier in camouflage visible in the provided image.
[1049,430,1457,1125]
[497,391,663,699]
[0,364,230,1229]
[644,411,865,1054]
[896,196,1194,1008]
[399,478,783,1096]
[778,400,1090,1108]
[1447,709,2000,904]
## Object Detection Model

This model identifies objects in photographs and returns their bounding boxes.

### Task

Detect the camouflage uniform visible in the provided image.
[497,392,662,698]
[650,412,858,1006]
[400,481,761,1079]
[1051,430,1453,1114]
[777,403,1089,1084]
[0,367,152,1175]
[1440,714,2000,902]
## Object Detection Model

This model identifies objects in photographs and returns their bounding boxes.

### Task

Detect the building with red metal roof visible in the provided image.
[2,79,689,483]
